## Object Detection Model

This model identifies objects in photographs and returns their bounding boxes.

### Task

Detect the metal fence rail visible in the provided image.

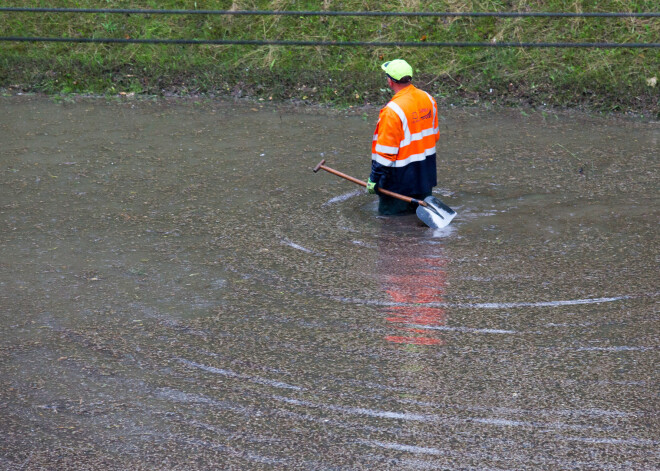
[2,36,658,48]
[1,7,659,17]
[2,8,658,48]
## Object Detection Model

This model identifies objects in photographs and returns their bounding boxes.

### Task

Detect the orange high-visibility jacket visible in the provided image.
[370,85,439,196]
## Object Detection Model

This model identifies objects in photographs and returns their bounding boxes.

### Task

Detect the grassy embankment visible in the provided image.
[1,1,658,114]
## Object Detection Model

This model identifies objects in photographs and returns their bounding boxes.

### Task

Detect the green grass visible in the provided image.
[1,1,658,114]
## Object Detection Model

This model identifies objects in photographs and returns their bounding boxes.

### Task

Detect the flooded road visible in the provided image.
[1,96,658,470]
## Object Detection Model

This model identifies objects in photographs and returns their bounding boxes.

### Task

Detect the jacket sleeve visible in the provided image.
[369,159,388,188]
[369,108,403,187]
[374,108,404,161]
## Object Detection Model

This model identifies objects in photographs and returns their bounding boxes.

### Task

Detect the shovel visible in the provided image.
[313,159,456,229]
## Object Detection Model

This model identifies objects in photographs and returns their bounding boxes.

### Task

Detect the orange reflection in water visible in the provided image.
[379,246,448,346]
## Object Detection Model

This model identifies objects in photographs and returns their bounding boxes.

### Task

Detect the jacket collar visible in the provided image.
[391,84,417,100]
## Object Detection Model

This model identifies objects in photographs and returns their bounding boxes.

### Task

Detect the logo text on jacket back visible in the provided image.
[412,108,432,123]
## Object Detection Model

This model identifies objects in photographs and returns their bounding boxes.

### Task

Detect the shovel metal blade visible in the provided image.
[416,196,457,229]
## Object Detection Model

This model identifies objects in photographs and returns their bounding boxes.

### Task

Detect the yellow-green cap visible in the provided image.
[381,59,413,81]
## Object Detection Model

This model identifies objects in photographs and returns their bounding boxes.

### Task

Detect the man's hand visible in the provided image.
[366,179,378,194]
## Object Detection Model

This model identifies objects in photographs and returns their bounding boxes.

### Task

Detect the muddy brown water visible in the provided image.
[1,96,658,470]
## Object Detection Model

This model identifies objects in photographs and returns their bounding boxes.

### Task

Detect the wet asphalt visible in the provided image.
[1,96,658,470]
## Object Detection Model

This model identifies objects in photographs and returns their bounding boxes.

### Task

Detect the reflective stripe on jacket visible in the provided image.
[370,85,439,196]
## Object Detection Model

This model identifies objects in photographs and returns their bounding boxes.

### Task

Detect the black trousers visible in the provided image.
[378,193,430,215]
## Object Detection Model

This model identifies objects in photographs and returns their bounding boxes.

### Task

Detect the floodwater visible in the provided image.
[1,95,658,470]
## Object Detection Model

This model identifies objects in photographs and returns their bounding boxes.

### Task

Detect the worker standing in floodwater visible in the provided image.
[367,59,440,215]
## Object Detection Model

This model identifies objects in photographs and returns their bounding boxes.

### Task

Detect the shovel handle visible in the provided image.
[313,159,427,207]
